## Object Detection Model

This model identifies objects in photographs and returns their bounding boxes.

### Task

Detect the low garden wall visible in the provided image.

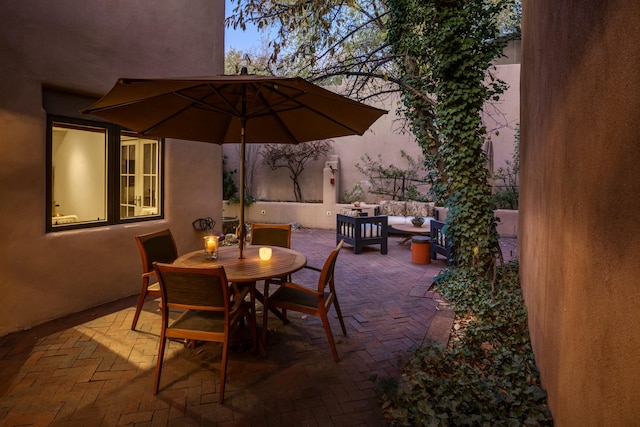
[223,201,337,230]
[222,201,518,238]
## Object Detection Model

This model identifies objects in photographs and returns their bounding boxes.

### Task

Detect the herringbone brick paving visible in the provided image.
[0,228,515,426]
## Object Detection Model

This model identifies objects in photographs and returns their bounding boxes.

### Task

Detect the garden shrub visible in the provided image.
[342,182,365,204]
[378,262,553,426]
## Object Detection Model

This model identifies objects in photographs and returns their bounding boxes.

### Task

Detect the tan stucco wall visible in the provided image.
[521,1,640,425]
[0,1,225,336]
[224,63,520,204]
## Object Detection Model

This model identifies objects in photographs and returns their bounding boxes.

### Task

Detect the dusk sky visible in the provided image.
[225,0,264,53]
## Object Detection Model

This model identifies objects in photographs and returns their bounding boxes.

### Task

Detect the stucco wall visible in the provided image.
[521,1,640,424]
[0,1,225,336]
[224,63,520,204]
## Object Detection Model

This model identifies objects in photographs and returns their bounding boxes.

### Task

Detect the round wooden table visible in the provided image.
[174,245,307,352]
[391,223,431,245]
[173,245,307,284]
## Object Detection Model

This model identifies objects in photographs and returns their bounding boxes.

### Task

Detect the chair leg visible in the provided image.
[153,332,167,394]
[131,280,149,330]
[219,341,229,403]
[255,286,289,323]
[247,293,258,354]
[332,297,348,337]
[247,311,258,354]
[319,310,340,363]
[261,294,270,349]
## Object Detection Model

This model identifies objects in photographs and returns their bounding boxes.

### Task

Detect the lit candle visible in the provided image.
[204,236,219,260]
[259,247,272,260]
[206,236,217,253]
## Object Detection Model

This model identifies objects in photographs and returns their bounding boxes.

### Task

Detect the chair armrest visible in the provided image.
[276,280,322,296]
[265,265,320,291]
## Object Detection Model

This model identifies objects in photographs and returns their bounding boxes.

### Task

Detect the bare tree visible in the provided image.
[261,140,333,202]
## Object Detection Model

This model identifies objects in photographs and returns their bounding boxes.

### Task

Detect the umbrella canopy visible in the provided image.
[82,73,387,257]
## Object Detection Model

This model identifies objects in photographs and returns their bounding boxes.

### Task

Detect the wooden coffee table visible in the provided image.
[391,223,431,245]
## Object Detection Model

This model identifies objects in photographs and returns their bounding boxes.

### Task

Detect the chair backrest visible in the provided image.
[153,263,230,312]
[135,229,178,274]
[317,240,344,293]
[250,223,292,248]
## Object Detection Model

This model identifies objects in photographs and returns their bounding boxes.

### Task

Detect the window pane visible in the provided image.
[120,176,127,204]
[51,123,107,226]
[120,133,160,218]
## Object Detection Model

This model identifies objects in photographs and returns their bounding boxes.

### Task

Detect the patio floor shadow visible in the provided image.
[0,228,516,426]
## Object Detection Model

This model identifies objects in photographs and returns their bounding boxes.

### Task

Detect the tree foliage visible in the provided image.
[261,140,333,202]
[492,125,520,209]
[222,154,238,200]
[226,1,519,96]
[387,0,510,275]
[227,0,520,278]
[225,46,272,76]
[226,0,398,97]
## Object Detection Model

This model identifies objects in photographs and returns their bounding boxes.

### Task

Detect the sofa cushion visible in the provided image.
[406,201,435,218]
[379,200,407,216]
[388,215,436,226]
[386,215,412,226]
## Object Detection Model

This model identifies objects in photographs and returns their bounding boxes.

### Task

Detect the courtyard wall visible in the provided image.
[223,60,521,204]
[521,1,640,424]
[0,1,225,336]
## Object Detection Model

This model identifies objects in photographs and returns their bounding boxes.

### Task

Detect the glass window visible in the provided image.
[51,123,108,226]
[120,133,160,218]
[47,118,163,231]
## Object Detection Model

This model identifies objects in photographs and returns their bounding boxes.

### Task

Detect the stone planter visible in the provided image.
[222,216,239,234]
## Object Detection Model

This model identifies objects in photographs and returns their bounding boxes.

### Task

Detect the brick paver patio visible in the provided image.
[0,228,515,426]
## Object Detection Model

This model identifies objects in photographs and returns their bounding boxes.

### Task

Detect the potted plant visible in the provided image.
[411,216,425,227]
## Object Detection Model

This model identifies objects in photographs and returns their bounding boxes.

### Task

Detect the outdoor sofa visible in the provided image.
[377,199,441,226]
[378,200,452,261]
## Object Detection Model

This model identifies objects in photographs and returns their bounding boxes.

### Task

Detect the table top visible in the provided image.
[391,223,431,234]
[173,245,307,283]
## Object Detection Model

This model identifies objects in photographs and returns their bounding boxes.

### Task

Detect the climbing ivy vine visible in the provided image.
[227,0,518,279]
[387,0,510,277]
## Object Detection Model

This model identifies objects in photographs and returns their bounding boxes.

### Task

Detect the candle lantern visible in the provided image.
[259,247,272,261]
[204,235,219,260]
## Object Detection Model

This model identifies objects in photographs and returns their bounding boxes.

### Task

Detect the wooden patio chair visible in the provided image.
[152,262,256,403]
[132,229,178,330]
[249,223,293,322]
[262,240,347,362]
[250,223,292,248]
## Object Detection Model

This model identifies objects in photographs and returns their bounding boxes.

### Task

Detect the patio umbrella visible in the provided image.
[81,71,387,258]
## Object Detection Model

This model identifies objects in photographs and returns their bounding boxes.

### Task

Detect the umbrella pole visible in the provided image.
[237,120,247,259]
